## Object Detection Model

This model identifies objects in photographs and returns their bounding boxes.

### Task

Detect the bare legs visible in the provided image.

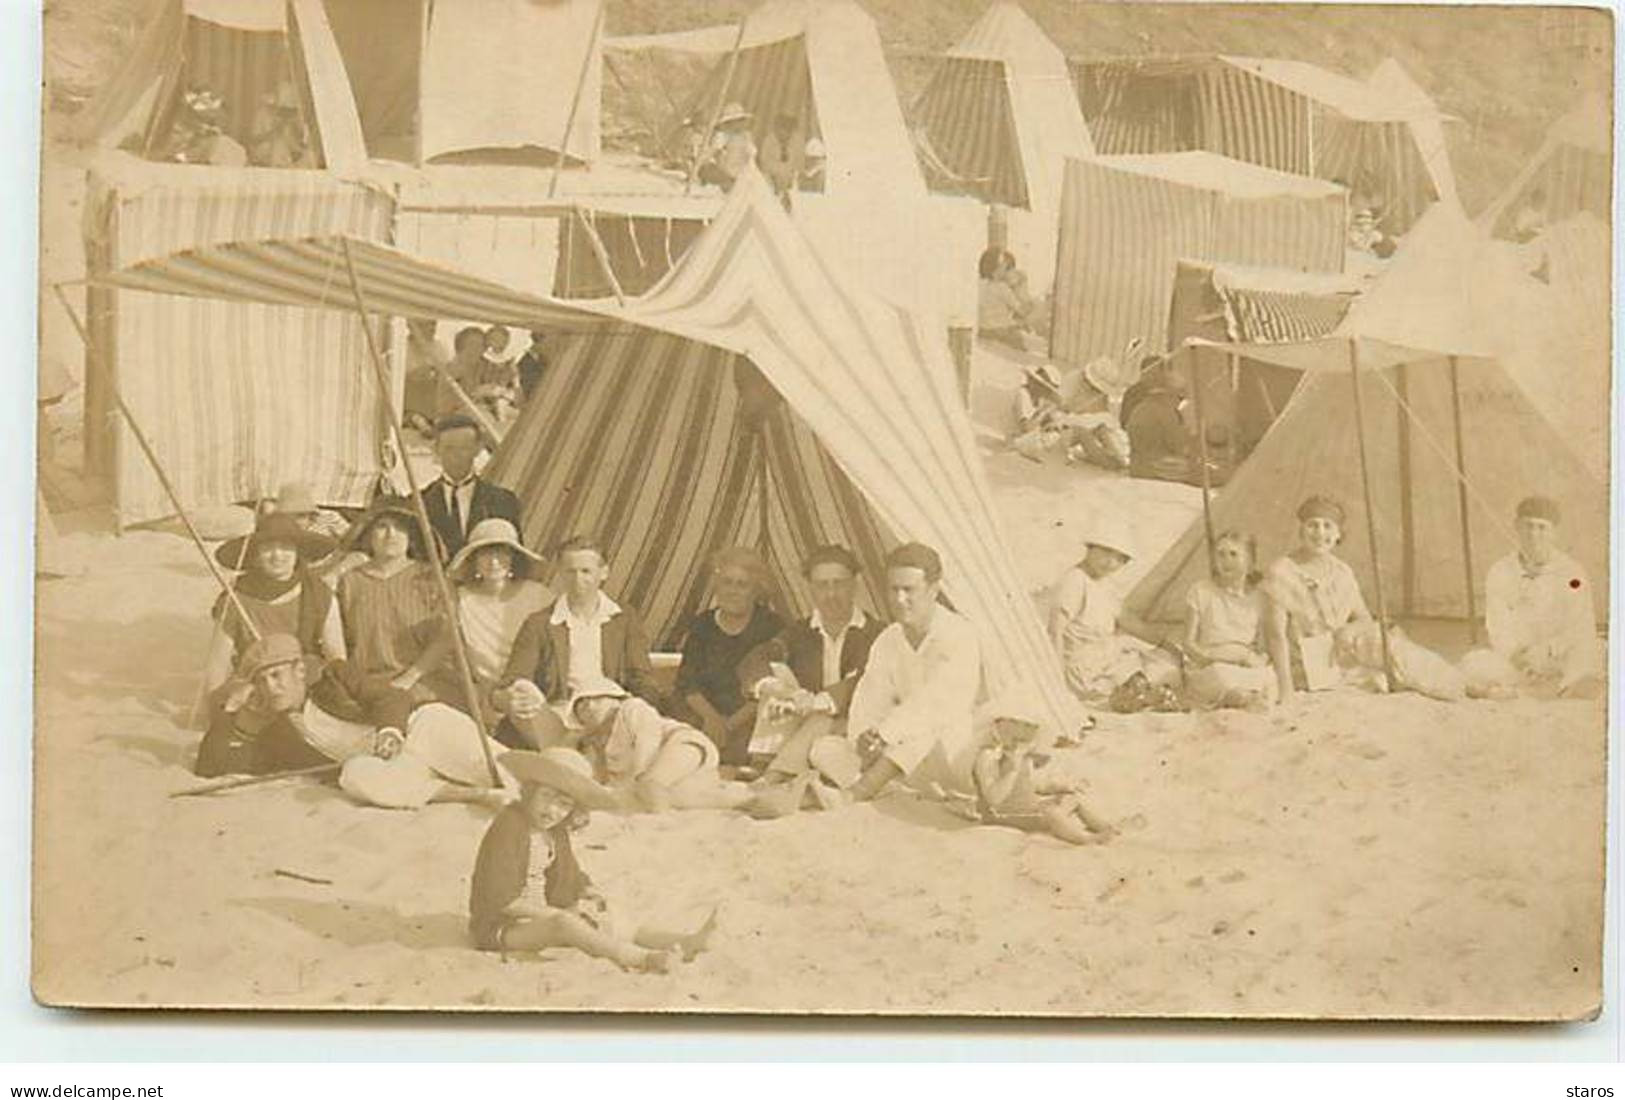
[500,906,721,971]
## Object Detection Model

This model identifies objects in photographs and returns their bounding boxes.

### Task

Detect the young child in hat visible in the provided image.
[1049,520,1179,707]
[971,702,1114,846]
[469,748,718,970]
[570,679,754,813]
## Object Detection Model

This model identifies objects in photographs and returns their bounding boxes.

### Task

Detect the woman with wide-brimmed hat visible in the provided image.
[201,512,345,705]
[418,518,554,716]
[334,497,446,700]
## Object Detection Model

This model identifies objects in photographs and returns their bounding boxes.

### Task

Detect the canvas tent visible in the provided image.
[321,0,602,165]
[1050,152,1347,369]
[1127,205,1608,628]
[912,1,1096,293]
[82,169,1084,739]
[1074,55,1457,234]
[74,0,367,174]
[1481,94,1610,241]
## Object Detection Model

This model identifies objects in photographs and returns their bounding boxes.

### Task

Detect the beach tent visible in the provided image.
[1166,259,1362,457]
[1050,152,1347,369]
[73,0,367,173]
[82,169,1084,739]
[911,1,1095,292]
[1126,205,1608,627]
[1074,55,1457,234]
[78,155,395,525]
[1481,94,1610,241]
[321,0,602,165]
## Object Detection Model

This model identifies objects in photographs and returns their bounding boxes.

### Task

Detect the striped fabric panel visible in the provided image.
[1313,113,1440,235]
[914,57,1029,208]
[1073,62,1193,155]
[1204,63,1310,174]
[1219,284,1353,343]
[483,327,893,646]
[553,213,708,298]
[1209,193,1346,273]
[94,174,396,524]
[677,37,819,157]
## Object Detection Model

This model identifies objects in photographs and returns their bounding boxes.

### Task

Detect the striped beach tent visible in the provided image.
[1074,55,1456,234]
[83,169,1085,738]
[79,155,395,525]
[1050,152,1347,369]
[912,1,1094,293]
[1127,204,1608,627]
[75,0,367,174]
[323,0,603,166]
[1480,94,1610,242]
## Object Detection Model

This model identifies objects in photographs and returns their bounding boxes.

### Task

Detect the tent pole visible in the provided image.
[571,206,627,306]
[685,14,750,196]
[53,284,261,635]
[339,240,502,788]
[1447,355,1479,642]
[1186,345,1217,572]
[1395,362,1415,616]
[547,0,606,199]
[1347,341,1395,688]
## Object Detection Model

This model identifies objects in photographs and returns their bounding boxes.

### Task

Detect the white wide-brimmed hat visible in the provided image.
[1085,515,1136,560]
[447,518,543,582]
[1082,354,1140,401]
[501,748,619,811]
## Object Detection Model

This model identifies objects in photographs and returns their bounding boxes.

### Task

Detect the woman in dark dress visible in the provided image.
[673,547,784,767]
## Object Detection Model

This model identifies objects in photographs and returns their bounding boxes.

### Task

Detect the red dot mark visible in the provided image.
[1570,578,1583,589]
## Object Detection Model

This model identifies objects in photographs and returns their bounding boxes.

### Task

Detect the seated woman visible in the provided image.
[200,512,344,716]
[1123,357,1195,483]
[571,678,753,812]
[1050,520,1178,707]
[1262,496,1382,702]
[420,518,553,718]
[673,547,785,767]
[334,499,447,703]
[977,247,1042,352]
[1181,531,1275,710]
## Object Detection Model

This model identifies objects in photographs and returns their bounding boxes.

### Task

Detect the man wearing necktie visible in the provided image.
[421,414,523,563]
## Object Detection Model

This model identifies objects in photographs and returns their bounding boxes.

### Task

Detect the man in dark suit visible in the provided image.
[736,544,883,780]
[421,413,523,562]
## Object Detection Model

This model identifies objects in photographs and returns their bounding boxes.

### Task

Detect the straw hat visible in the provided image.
[716,102,753,127]
[214,512,335,570]
[566,675,631,716]
[235,632,303,681]
[1081,354,1139,401]
[1022,362,1065,396]
[1085,514,1136,561]
[501,748,619,811]
[338,496,421,555]
[446,518,543,582]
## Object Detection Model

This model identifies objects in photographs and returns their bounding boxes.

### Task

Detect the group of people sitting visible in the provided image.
[404,321,550,437]
[156,82,314,169]
[1046,493,1603,714]
[672,104,827,205]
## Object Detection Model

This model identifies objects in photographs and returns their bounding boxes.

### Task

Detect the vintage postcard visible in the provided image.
[33,0,1610,1018]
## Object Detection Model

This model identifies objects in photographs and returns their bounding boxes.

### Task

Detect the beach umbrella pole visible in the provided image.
[51,284,260,638]
[1447,355,1479,642]
[170,761,341,799]
[547,0,606,200]
[339,240,502,788]
[1187,345,1217,571]
[1347,342,1395,686]
[685,14,749,196]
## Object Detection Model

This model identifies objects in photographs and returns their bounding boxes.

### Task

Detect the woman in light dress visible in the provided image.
[1181,531,1276,710]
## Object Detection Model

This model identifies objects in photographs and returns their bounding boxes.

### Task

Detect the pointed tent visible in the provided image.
[74,0,367,174]
[1481,93,1610,240]
[80,169,1083,739]
[912,1,1095,290]
[1127,205,1608,626]
[322,0,602,165]
[1366,59,1459,213]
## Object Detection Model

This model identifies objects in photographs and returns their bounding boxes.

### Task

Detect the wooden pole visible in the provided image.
[430,365,503,448]
[1347,341,1395,687]
[171,761,341,799]
[1395,362,1415,616]
[1447,355,1480,643]
[340,240,502,787]
[685,15,750,196]
[52,285,260,637]
[547,0,606,199]
[1186,346,1217,573]
[571,206,628,306]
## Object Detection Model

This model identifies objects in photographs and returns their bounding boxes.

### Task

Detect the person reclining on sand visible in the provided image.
[493,535,662,749]
[752,543,982,813]
[195,633,512,811]
[468,748,718,972]
[739,543,882,782]
[570,678,753,813]
[971,701,1114,847]
[1461,496,1603,700]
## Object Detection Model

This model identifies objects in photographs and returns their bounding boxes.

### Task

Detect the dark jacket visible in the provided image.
[468,806,589,951]
[498,600,661,705]
[193,659,414,778]
[420,477,523,561]
[735,612,883,716]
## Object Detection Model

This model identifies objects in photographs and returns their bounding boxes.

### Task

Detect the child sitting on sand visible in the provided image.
[1050,519,1178,706]
[571,678,755,813]
[468,747,718,972]
[971,706,1113,846]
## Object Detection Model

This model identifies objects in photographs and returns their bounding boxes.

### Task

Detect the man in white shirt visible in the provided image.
[1462,496,1603,699]
[818,542,983,803]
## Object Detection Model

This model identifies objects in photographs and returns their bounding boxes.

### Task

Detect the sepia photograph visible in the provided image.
[30,0,1612,1020]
